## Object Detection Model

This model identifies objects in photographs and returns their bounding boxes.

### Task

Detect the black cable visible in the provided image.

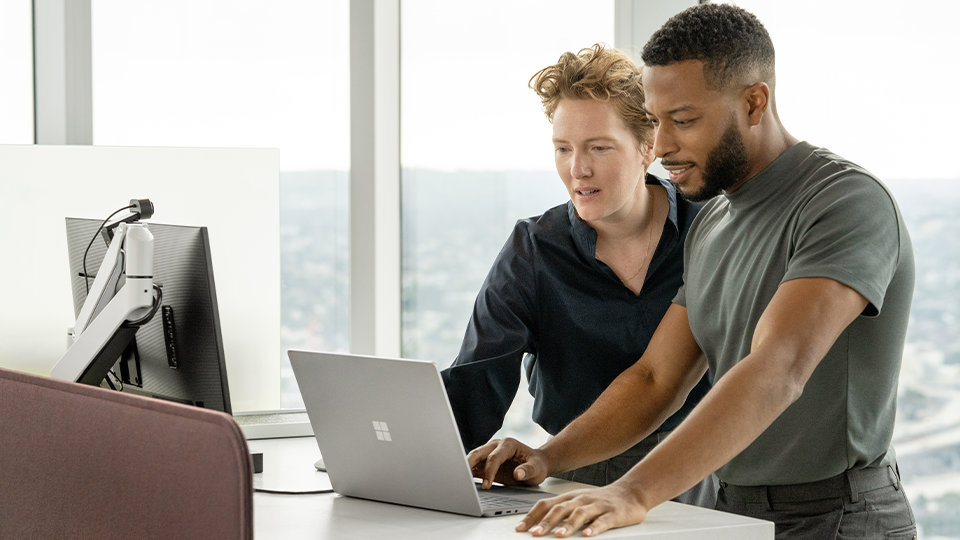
[81,204,136,295]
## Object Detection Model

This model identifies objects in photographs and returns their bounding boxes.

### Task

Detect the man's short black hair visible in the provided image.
[641,3,775,90]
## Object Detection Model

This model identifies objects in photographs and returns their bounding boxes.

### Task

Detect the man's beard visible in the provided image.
[680,121,750,203]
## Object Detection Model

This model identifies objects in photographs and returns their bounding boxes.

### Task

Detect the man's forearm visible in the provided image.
[540,304,709,476]
[615,350,801,509]
[616,278,868,507]
[541,358,706,476]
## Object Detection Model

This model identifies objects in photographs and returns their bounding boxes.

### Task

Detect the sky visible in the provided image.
[737,0,960,182]
[5,1,958,182]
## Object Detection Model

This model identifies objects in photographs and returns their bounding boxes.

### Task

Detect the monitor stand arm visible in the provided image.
[51,223,155,385]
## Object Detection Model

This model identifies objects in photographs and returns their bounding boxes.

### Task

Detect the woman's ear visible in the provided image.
[640,142,656,168]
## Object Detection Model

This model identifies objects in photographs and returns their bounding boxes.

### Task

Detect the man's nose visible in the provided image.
[652,126,676,158]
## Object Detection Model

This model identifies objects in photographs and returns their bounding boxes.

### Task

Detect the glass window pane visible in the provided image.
[91,0,350,409]
[0,2,34,144]
[735,1,960,536]
[401,0,615,445]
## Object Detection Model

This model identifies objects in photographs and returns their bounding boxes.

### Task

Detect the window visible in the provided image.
[400,0,615,445]
[733,1,960,536]
[37,6,953,533]
[0,1,34,144]
[91,0,350,409]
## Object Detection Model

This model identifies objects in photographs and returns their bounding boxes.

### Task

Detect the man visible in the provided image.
[469,4,917,538]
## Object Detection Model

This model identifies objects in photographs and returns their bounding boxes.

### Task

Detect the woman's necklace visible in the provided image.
[625,219,657,283]
[623,189,662,284]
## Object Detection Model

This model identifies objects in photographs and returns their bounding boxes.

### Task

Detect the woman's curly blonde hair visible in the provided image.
[529,43,653,148]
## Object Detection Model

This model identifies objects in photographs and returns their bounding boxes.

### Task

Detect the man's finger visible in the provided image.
[480,443,513,489]
[551,503,602,538]
[528,499,580,537]
[466,439,499,469]
[514,463,528,481]
[514,460,541,483]
[516,493,572,533]
[582,513,616,538]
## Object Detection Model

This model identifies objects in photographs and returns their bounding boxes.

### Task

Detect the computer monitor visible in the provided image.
[64,218,232,413]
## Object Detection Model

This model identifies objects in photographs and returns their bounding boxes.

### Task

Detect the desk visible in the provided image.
[250,437,773,539]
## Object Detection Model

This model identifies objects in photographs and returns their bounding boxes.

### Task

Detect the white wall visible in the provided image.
[0,144,280,411]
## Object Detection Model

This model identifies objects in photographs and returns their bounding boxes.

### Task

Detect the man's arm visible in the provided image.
[470,302,708,488]
[518,277,868,537]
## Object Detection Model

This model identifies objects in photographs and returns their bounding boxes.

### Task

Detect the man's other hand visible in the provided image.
[517,483,649,537]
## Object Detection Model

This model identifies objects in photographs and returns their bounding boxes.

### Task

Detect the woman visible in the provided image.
[442,44,715,507]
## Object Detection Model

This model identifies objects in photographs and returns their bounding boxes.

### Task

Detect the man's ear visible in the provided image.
[744,82,770,126]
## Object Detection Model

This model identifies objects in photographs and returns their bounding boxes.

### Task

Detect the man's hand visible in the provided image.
[468,438,550,490]
[516,483,650,537]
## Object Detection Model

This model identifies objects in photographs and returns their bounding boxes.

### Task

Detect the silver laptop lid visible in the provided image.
[288,349,486,516]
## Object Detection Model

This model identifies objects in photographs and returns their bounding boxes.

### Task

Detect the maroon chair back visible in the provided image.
[0,367,253,539]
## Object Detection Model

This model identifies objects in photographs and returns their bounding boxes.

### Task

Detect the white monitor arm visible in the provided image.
[51,221,156,384]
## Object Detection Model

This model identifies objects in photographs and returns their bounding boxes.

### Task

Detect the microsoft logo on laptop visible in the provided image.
[372,420,392,442]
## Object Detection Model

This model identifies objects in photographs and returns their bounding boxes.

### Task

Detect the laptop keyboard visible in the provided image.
[234,411,310,425]
[233,411,313,439]
[478,490,537,510]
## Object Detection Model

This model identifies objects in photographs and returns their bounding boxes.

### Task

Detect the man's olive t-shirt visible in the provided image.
[675,141,915,486]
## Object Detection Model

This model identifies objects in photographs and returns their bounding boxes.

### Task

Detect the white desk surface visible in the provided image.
[249,437,773,539]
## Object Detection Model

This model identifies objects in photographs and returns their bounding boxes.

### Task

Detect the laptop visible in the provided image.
[288,349,553,517]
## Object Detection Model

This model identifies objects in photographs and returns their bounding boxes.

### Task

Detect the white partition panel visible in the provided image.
[0,144,280,411]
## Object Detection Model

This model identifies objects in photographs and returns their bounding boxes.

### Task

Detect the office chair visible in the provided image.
[0,366,253,539]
